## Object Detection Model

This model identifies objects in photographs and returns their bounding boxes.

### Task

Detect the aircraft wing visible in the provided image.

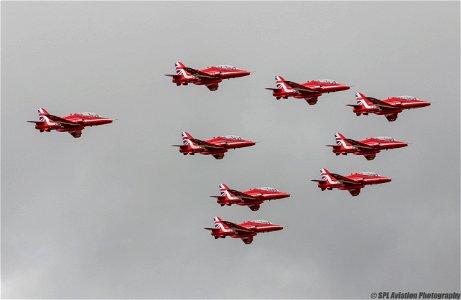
[46,114,81,127]
[183,67,219,80]
[367,97,398,110]
[329,173,363,186]
[227,189,260,202]
[222,221,254,234]
[212,153,225,160]
[189,138,225,150]
[205,83,219,91]
[284,80,318,94]
[345,138,377,151]
[240,236,254,244]
[69,130,83,138]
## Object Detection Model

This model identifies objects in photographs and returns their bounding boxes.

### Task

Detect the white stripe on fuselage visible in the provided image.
[322,174,340,185]
[215,220,232,233]
[225,191,239,200]
[337,138,354,149]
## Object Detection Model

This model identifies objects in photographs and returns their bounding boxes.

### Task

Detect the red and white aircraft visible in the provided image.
[27,108,113,138]
[204,217,283,244]
[327,132,408,160]
[165,61,251,91]
[265,75,350,105]
[348,92,431,122]
[173,132,255,159]
[311,168,391,196]
[210,184,290,211]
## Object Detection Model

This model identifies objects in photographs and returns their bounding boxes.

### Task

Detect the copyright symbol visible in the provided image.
[371,293,377,299]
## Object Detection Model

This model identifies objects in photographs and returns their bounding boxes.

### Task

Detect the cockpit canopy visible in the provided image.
[396,96,417,100]
[256,187,279,192]
[79,112,100,117]
[357,171,380,176]
[250,220,272,224]
[213,65,238,70]
[374,136,395,141]
[316,79,337,84]
[219,135,242,140]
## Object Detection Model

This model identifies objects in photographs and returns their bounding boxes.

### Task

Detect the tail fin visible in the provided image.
[219,184,230,192]
[219,184,238,200]
[355,92,374,108]
[38,108,49,116]
[37,108,55,125]
[320,168,331,176]
[181,131,200,148]
[275,75,293,92]
[181,131,193,140]
[320,168,338,184]
[175,61,186,70]
[275,75,285,82]
[214,217,231,232]
[175,61,194,79]
[335,132,352,148]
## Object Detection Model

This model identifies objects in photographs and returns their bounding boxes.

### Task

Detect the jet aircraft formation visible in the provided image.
[28,60,431,244]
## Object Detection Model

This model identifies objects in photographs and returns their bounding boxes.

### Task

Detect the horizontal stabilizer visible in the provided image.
[346,104,362,108]
[203,227,219,232]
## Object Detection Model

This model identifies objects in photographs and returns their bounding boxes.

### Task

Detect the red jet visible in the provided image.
[210,184,290,211]
[311,168,391,196]
[348,92,431,122]
[327,132,408,160]
[27,108,113,138]
[173,131,255,159]
[265,75,350,105]
[204,217,283,244]
[165,61,251,91]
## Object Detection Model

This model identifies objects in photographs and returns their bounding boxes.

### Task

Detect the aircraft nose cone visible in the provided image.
[240,71,251,77]
[276,226,284,231]
[339,84,351,91]
[247,141,256,146]
[382,177,392,183]
[420,100,431,107]
[393,141,408,148]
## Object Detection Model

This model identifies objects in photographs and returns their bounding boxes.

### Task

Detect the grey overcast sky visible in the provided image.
[2,1,460,299]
